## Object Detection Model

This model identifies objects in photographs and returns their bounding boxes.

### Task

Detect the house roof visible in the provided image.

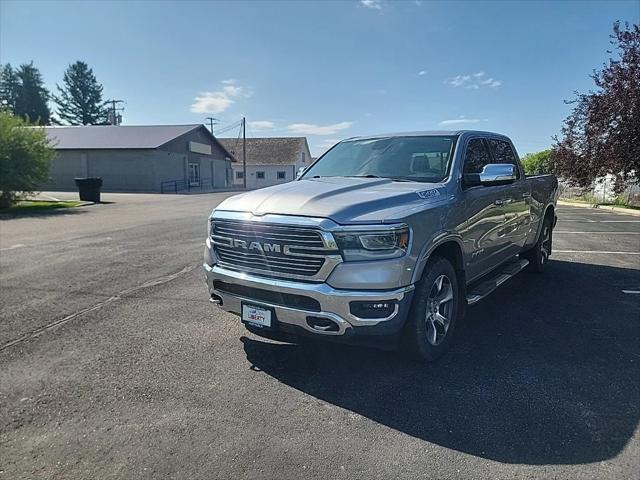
[217,137,308,166]
[44,125,233,156]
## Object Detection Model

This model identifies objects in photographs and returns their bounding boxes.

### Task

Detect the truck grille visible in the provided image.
[211,220,334,278]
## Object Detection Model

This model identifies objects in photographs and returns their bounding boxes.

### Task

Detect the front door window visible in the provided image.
[188,163,200,186]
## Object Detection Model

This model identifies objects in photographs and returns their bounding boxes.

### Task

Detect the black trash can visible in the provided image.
[74,177,103,202]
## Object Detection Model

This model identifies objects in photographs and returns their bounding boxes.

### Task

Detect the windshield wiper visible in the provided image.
[345,175,419,182]
[344,174,382,179]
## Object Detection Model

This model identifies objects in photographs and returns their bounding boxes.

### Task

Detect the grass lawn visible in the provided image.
[0,200,83,214]
[599,202,640,211]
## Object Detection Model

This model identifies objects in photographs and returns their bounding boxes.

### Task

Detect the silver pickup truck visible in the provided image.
[203,130,558,361]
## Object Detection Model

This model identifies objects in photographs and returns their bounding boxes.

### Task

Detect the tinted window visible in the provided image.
[277,171,286,179]
[256,171,265,179]
[488,139,520,177]
[463,138,492,174]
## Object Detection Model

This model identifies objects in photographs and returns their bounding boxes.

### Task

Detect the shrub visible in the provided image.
[521,149,554,175]
[0,110,55,208]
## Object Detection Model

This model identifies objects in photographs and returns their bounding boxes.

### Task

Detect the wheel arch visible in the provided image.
[536,203,557,241]
[412,236,466,284]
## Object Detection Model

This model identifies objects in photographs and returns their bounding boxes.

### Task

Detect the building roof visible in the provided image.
[217,137,308,166]
[44,124,233,155]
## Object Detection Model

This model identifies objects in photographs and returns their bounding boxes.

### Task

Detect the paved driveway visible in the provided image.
[1,195,638,479]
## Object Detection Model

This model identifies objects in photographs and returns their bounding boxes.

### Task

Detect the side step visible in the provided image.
[466,258,529,305]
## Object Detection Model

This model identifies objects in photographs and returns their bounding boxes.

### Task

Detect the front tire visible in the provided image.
[403,256,460,362]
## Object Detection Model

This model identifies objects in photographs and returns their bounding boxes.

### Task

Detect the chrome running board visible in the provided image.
[466,258,529,305]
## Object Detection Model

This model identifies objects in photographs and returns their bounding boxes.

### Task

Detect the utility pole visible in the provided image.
[108,99,125,125]
[205,117,219,135]
[242,117,247,190]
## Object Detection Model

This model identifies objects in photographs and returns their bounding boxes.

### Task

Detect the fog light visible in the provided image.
[349,301,396,319]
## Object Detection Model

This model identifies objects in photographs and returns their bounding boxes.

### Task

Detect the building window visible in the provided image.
[277,171,286,180]
[188,163,200,186]
[236,171,244,179]
[301,152,306,163]
[256,171,265,179]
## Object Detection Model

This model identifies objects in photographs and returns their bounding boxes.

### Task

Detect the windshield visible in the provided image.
[302,135,458,183]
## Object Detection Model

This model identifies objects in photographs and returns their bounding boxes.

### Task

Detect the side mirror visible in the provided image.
[464,164,516,187]
[296,167,307,179]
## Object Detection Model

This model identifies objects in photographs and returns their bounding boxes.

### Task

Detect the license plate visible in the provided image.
[242,304,272,328]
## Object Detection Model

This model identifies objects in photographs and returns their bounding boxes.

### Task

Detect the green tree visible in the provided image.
[0,64,20,111]
[1,63,52,124]
[0,111,55,208]
[521,149,554,175]
[53,61,109,125]
[14,62,51,125]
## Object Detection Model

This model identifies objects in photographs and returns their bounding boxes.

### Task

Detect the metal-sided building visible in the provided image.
[44,124,234,192]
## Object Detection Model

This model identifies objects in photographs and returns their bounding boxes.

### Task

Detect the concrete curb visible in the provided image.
[558,200,640,216]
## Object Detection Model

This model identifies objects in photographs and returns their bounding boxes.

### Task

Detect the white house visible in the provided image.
[217,137,312,189]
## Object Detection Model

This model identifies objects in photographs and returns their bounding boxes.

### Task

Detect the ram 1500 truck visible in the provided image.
[203,131,558,361]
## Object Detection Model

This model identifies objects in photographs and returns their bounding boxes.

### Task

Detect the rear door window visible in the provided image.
[487,139,520,178]
[463,138,492,175]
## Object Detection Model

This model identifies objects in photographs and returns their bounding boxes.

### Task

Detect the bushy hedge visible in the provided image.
[0,110,55,208]
[521,149,554,175]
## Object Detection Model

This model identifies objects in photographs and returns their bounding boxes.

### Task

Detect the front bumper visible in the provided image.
[203,263,414,339]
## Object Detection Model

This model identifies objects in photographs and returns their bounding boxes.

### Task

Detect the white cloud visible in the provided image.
[446,74,471,87]
[223,85,242,97]
[360,0,382,10]
[479,77,501,87]
[190,92,234,114]
[438,116,482,126]
[248,120,275,131]
[445,72,502,89]
[287,121,353,136]
[190,80,250,114]
[418,70,427,76]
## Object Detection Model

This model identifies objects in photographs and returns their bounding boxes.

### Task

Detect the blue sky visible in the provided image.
[1,0,637,155]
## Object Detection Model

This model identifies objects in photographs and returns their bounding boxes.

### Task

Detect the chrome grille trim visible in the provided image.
[210,216,342,281]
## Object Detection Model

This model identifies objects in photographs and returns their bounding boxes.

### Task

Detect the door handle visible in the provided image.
[494,199,505,206]
[522,192,531,198]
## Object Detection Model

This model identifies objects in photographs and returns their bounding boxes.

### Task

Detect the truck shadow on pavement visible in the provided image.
[241,260,640,465]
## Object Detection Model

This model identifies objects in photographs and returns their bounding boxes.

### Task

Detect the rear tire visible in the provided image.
[523,215,553,273]
[402,257,460,363]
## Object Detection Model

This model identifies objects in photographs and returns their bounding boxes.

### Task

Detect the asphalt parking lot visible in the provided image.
[1,194,638,479]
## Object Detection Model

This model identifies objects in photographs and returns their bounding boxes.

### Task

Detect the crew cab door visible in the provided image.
[486,138,531,254]
[460,137,513,281]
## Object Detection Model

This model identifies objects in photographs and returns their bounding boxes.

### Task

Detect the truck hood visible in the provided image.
[216,177,447,224]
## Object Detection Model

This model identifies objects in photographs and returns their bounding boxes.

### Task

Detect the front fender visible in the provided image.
[411,233,466,284]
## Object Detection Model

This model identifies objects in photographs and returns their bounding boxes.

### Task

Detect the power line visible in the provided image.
[214,120,242,136]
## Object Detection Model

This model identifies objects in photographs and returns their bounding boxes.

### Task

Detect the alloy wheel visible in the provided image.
[425,274,454,346]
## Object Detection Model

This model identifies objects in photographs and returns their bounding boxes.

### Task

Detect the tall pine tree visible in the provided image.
[54,61,109,125]
[0,64,20,112]
[1,62,51,125]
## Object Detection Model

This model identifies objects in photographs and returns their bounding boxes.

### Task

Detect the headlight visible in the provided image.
[334,226,410,261]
